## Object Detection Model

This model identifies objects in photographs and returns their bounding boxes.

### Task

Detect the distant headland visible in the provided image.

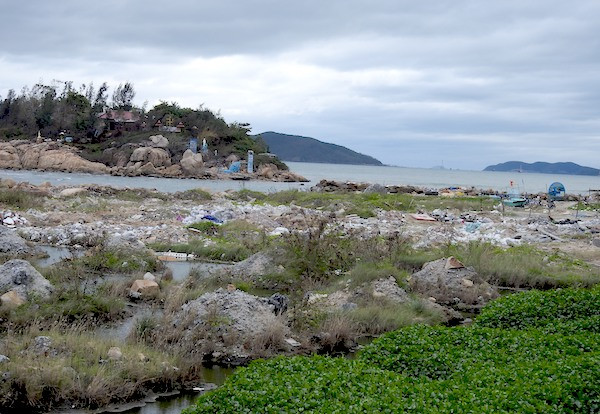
[256,131,383,166]
[483,161,600,176]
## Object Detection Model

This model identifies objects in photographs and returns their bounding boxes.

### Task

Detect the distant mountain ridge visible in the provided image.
[484,161,600,176]
[256,131,383,166]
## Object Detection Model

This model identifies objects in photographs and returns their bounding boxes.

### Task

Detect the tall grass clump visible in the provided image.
[450,241,600,288]
[0,188,45,210]
[0,328,189,412]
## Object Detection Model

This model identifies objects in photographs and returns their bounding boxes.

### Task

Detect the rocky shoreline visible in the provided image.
[0,178,599,412]
[0,138,308,182]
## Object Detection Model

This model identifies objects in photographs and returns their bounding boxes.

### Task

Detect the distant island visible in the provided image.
[484,161,600,176]
[256,131,383,166]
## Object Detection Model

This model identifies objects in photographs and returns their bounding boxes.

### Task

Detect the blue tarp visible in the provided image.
[223,161,241,173]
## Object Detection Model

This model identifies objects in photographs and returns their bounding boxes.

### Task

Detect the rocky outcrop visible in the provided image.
[409,257,498,306]
[0,226,37,256]
[256,163,308,182]
[0,141,109,174]
[0,259,54,300]
[180,149,204,176]
[128,147,171,168]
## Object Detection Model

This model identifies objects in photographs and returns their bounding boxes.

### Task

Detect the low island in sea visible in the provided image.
[484,161,600,176]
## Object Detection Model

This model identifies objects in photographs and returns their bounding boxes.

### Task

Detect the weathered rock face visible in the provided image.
[179,149,204,176]
[129,147,171,168]
[0,141,109,174]
[409,257,498,306]
[0,259,54,300]
[0,226,37,256]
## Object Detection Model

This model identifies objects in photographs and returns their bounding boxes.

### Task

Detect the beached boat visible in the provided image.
[502,197,527,207]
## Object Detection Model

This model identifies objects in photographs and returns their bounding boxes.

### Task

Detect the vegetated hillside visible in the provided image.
[256,131,383,166]
[484,161,600,176]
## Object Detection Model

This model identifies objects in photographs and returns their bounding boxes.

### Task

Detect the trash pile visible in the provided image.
[1,211,28,228]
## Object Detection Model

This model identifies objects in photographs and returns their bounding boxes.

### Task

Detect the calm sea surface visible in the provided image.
[2,163,599,194]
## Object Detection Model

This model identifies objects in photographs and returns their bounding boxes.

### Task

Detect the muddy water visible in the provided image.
[109,366,235,414]
[34,245,85,267]
[161,261,233,282]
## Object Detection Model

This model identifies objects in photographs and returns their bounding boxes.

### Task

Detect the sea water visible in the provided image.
[2,163,599,195]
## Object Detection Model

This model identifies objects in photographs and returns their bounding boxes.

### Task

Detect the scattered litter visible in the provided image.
[202,214,223,224]
[464,222,481,233]
[1,211,28,228]
[410,213,436,222]
[285,338,301,347]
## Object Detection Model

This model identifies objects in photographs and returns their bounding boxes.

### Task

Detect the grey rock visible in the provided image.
[0,259,54,299]
[371,276,409,303]
[0,355,9,363]
[409,257,498,306]
[363,184,387,195]
[230,250,283,279]
[341,302,358,311]
[31,336,53,355]
[592,238,600,248]
[0,226,36,255]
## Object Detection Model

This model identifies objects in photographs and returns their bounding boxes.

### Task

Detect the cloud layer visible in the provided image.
[1,0,599,168]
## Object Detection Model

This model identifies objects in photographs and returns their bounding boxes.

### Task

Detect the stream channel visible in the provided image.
[37,246,236,414]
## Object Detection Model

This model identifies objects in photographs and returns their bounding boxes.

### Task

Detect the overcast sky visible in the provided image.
[1,0,599,169]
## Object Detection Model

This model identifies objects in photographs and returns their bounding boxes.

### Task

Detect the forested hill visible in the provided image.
[484,161,600,176]
[257,131,383,165]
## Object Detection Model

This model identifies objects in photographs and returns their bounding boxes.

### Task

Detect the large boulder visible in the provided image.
[0,226,37,256]
[409,257,498,306]
[0,259,54,300]
[129,279,160,299]
[179,149,204,176]
[173,288,289,361]
[129,147,171,168]
[149,135,169,149]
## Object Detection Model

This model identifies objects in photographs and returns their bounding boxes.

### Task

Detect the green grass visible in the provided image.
[449,242,600,288]
[0,328,188,412]
[0,188,45,210]
[150,219,269,262]
[258,190,497,215]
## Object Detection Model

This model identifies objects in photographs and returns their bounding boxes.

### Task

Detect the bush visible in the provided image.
[475,286,600,334]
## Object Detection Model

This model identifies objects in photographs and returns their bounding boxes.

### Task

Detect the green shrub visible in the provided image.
[186,349,600,413]
[358,325,599,380]
[475,286,600,334]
